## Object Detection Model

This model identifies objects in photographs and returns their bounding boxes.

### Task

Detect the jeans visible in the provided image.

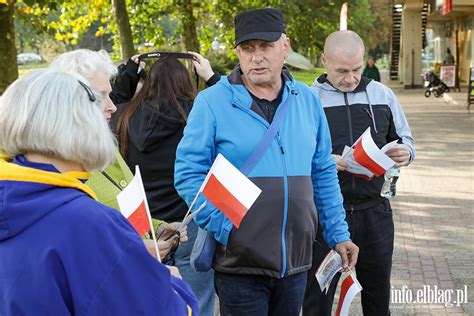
[172,220,216,316]
[215,271,307,316]
[303,200,394,316]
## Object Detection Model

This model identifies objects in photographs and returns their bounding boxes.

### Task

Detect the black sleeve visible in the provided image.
[205,72,221,87]
[110,58,143,105]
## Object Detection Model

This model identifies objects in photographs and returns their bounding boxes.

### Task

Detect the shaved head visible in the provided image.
[322,30,365,92]
[324,30,365,59]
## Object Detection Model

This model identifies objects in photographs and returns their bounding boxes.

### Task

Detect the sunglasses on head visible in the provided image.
[137,52,198,61]
[137,52,200,88]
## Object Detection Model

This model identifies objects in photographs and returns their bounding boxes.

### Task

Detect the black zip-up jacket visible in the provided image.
[311,75,415,211]
[110,71,220,221]
[112,101,193,222]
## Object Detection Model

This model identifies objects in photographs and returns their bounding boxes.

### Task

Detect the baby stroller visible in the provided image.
[422,70,449,98]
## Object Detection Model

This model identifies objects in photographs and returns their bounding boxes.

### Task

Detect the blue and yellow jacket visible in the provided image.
[0,155,196,315]
[175,67,350,278]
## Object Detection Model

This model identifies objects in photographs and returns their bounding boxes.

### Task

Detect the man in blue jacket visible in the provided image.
[175,8,358,315]
[304,30,415,316]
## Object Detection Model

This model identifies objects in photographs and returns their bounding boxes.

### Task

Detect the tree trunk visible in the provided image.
[112,0,135,59]
[182,0,200,52]
[0,1,18,94]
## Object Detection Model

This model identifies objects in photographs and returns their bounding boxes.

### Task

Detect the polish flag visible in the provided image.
[199,154,261,228]
[116,166,152,237]
[335,272,363,316]
[353,127,396,177]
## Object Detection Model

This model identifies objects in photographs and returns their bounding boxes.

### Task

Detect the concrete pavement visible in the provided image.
[389,88,473,315]
[344,86,474,315]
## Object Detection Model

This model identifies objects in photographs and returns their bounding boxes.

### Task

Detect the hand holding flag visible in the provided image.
[341,127,398,180]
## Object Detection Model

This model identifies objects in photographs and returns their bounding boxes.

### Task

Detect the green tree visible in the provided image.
[0,0,18,94]
[112,0,135,58]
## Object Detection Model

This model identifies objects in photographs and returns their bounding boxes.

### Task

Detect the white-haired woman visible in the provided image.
[50,49,186,259]
[0,70,197,315]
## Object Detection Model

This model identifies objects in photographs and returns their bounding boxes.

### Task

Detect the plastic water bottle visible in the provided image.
[380,167,400,199]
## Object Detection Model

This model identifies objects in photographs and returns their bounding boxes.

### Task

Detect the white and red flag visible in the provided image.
[117,166,152,237]
[353,127,396,177]
[199,153,261,228]
[335,271,363,316]
[341,127,398,179]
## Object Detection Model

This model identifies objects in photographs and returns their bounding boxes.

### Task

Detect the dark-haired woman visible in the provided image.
[112,52,219,316]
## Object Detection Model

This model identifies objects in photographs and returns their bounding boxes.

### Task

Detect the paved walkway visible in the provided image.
[390,88,473,315]
[345,86,474,315]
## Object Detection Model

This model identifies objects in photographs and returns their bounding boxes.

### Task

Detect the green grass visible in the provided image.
[291,68,325,85]
[18,63,49,77]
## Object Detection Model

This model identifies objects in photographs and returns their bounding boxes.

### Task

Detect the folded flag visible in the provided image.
[352,127,397,177]
[335,271,363,316]
[199,153,262,228]
[116,166,152,237]
[315,250,343,292]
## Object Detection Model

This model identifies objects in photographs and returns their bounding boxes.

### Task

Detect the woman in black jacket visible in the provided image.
[112,54,219,316]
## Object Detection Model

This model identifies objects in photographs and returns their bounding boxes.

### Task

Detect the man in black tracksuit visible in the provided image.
[303,31,415,315]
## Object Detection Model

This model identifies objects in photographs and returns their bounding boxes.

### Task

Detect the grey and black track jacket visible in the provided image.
[311,75,415,211]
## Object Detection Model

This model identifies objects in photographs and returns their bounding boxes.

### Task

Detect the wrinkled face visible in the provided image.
[88,71,116,123]
[235,36,289,90]
[323,49,364,92]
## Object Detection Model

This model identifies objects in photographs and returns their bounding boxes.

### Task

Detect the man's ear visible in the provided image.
[282,36,291,58]
[235,46,241,58]
[321,53,327,66]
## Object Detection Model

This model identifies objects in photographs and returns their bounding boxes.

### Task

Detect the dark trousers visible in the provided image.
[303,200,394,316]
[215,271,307,316]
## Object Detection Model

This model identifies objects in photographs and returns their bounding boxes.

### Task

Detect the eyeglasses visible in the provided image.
[161,230,181,263]
[78,80,97,102]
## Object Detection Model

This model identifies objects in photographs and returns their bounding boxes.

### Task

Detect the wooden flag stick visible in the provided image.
[136,166,161,262]
[181,190,201,223]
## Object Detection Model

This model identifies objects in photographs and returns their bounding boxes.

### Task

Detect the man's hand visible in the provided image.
[385,143,411,167]
[332,154,348,171]
[334,241,359,272]
[187,51,214,81]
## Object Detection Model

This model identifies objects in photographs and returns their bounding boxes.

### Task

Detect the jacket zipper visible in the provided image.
[276,131,288,278]
[343,92,355,211]
[234,90,291,276]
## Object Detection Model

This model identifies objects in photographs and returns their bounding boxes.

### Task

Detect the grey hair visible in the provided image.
[0,70,116,171]
[49,49,117,81]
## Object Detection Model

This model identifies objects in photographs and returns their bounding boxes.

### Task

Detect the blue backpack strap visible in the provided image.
[240,92,292,176]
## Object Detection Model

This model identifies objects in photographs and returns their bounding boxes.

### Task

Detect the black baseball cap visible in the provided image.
[234,8,286,48]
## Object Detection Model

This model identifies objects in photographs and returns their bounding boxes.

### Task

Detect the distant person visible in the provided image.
[362,57,381,82]
[443,48,455,65]
[0,70,197,315]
